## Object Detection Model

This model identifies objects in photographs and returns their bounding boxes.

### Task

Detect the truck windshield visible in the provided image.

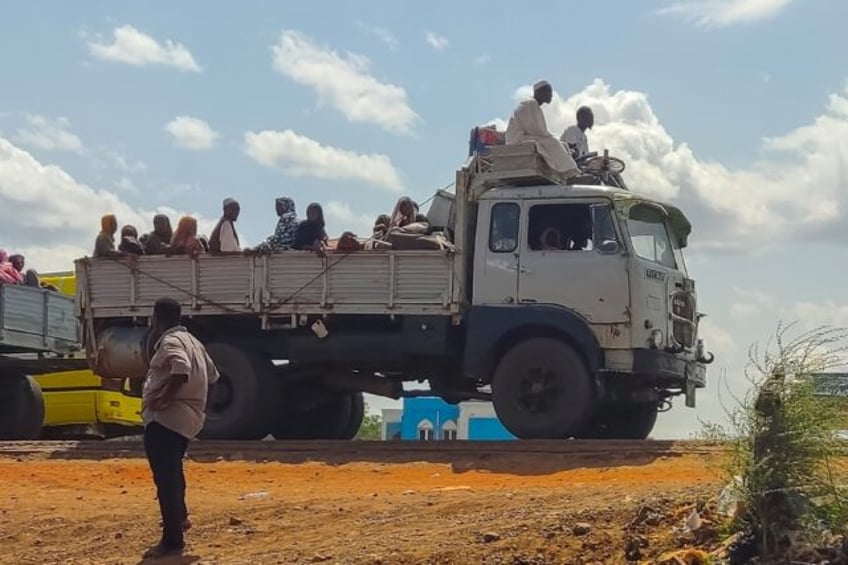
[626,204,678,270]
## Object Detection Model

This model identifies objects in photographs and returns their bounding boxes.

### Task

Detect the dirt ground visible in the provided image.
[0,443,732,565]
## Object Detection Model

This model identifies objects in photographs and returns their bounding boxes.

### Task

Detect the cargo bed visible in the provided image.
[75,251,460,322]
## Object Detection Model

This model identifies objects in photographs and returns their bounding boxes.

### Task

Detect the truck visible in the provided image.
[35,272,142,438]
[0,282,87,439]
[74,143,713,440]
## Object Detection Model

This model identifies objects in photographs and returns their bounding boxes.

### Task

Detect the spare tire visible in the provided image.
[0,374,45,440]
[200,343,275,440]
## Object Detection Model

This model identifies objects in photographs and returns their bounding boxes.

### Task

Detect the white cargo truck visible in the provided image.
[74,144,712,440]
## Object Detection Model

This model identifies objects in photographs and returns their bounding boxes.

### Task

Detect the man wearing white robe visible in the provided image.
[561,106,594,160]
[505,80,578,177]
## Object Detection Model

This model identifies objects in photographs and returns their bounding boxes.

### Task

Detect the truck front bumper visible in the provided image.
[632,349,707,408]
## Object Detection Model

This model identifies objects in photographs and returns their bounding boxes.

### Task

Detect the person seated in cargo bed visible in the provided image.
[293,202,329,254]
[145,214,173,255]
[168,217,205,258]
[93,214,124,258]
[208,197,241,254]
[253,196,298,254]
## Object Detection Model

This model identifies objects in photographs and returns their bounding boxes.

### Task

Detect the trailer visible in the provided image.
[0,283,87,439]
[75,144,712,440]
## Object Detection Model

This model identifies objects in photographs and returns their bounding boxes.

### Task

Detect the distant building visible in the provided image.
[381,397,515,441]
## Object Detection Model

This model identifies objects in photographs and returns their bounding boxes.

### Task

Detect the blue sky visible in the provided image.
[1,0,846,437]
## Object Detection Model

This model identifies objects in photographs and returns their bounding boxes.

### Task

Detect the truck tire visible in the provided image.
[577,403,658,440]
[199,343,275,440]
[0,374,45,440]
[273,391,364,440]
[492,337,594,439]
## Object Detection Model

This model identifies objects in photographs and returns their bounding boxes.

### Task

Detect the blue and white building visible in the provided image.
[381,397,515,441]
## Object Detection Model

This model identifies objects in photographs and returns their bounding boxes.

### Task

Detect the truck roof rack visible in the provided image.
[466,143,564,199]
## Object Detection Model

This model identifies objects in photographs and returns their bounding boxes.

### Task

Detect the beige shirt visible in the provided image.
[142,326,219,439]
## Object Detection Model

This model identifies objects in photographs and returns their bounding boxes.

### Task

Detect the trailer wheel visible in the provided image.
[273,391,364,440]
[0,374,45,440]
[200,343,275,440]
[576,403,659,440]
[492,338,595,439]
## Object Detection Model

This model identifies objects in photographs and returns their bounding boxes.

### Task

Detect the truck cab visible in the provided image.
[455,144,710,439]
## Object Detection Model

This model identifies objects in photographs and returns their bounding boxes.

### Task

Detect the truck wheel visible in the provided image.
[492,338,594,439]
[339,392,365,440]
[273,391,364,440]
[0,375,45,440]
[200,343,275,440]
[577,403,658,440]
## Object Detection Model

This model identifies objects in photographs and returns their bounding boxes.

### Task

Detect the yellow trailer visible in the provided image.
[35,272,142,437]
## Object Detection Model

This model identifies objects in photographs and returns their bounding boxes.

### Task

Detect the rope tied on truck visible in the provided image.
[91,252,358,315]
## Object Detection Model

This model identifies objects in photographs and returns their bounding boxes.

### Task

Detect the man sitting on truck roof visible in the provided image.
[208,197,241,254]
[560,106,594,160]
[505,80,579,178]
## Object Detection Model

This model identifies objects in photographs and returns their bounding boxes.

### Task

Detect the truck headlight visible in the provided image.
[649,330,664,349]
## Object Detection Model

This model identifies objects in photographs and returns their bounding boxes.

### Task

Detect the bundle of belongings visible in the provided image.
[359,196,455,253]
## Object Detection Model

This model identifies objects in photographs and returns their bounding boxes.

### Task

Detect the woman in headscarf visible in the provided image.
[119,225,145,256]
[293,203,329,252]
[9,254,40,287]
[389,196,418,229]
[262,197,298,252]
[94,214,122,258]
[169,216,205,258]
[0,250,23,284]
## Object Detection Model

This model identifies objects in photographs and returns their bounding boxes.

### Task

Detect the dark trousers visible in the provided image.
[144,421,189,548]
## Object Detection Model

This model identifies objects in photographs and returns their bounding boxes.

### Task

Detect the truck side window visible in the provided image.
[489,202,519,253]
[528,204,593,252]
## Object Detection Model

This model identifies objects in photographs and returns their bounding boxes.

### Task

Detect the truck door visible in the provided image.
[516,200,629,324]
[472,200,522,305]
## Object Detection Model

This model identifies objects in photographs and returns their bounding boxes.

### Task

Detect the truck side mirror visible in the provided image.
[598,240,620,254]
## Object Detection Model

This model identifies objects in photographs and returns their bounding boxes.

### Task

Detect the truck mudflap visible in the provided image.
[632,349,707,407]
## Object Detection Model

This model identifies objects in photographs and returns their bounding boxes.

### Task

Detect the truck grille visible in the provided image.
[671,291,696,348]
[673,320,695,348]
[672,293,695,320]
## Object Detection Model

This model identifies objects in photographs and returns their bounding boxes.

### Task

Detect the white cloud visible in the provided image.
[475,54,492,65]
[659,0,794,28]
[164,116,220,150]
[105,150,147,173]
[87,25,202,72]
[425,32,450,51]
[0,135,210,271]
[730,303,760,321]
[324,201,377,239]
[243,129,403,192]
[271,30,420,135]
[506,79,848,252]
[789,301,848,330]
[699,318,739,356]
[356,21,399,51]
[15,115,84,154]
[114,176,139,195]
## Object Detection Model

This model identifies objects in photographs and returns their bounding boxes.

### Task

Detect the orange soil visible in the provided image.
[0,452,722,565]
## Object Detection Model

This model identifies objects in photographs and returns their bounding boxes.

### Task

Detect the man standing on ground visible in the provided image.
[142,297,219,558]
[561,106,594,160]
[505,80,578,177]
[208,197,241,253]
